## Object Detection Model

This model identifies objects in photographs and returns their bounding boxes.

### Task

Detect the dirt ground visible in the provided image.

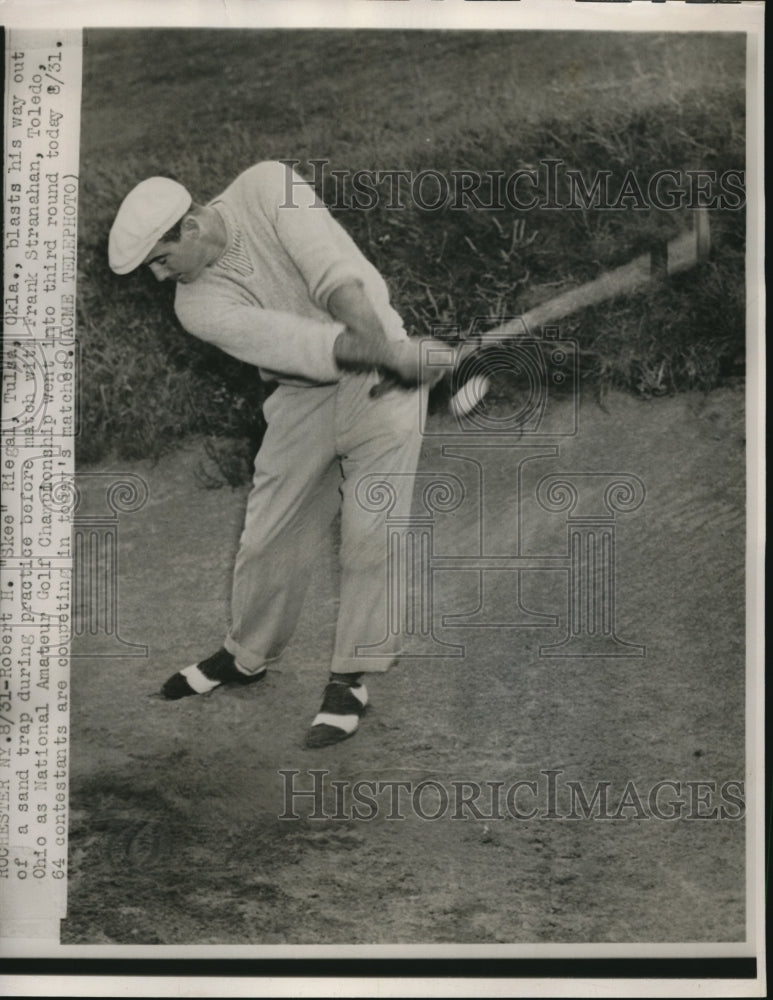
[62,386,747,946]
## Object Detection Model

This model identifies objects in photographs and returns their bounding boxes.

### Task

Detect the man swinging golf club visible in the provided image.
[109,160,452,748]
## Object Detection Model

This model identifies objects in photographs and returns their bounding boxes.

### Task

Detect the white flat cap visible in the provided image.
[108,177,192,274]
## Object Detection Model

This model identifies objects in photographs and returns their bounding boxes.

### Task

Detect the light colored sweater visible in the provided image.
[174,160,406,385]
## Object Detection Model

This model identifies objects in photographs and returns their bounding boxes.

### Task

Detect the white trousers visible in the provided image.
[224,372,427,674]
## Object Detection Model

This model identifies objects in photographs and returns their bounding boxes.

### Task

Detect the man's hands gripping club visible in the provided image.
[330,281,457,394]
[335,333,457,394]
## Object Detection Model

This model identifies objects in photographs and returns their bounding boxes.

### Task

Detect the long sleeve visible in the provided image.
[175,291,344,382]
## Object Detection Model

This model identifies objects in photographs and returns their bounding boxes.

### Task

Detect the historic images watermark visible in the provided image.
[278,769,746,823]
[278,158,746,213]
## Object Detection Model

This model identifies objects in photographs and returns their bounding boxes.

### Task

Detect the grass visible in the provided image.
[77,29,746,469]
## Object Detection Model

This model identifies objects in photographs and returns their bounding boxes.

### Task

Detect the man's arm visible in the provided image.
[185,163,452,385]
[255,161,368,313]
[255,161,453,386]
[329,280,454,388]
[176,276,453,388]
[328,281,394,373]
[175,293,345,382]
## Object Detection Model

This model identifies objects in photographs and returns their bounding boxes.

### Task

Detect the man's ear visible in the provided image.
[181,213,200,238]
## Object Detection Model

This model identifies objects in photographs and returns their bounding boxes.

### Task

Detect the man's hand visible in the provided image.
[329,280,458,393]
[334,331,457,390]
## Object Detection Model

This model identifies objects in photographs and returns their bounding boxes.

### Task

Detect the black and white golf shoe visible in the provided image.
[161,647,266,700]
[304,678,369,748]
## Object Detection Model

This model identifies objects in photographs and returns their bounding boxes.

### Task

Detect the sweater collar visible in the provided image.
[209,201,253,277]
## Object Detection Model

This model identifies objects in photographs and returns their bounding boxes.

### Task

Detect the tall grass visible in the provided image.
[77,30,745,468]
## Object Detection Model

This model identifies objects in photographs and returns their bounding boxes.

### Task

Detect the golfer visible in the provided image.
[108,160,449,747]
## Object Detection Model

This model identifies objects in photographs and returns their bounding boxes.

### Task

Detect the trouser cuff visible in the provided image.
[330,654,397,675]
[224,636,276,674]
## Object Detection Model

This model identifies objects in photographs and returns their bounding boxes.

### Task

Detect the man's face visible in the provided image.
[143,223,210,285]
